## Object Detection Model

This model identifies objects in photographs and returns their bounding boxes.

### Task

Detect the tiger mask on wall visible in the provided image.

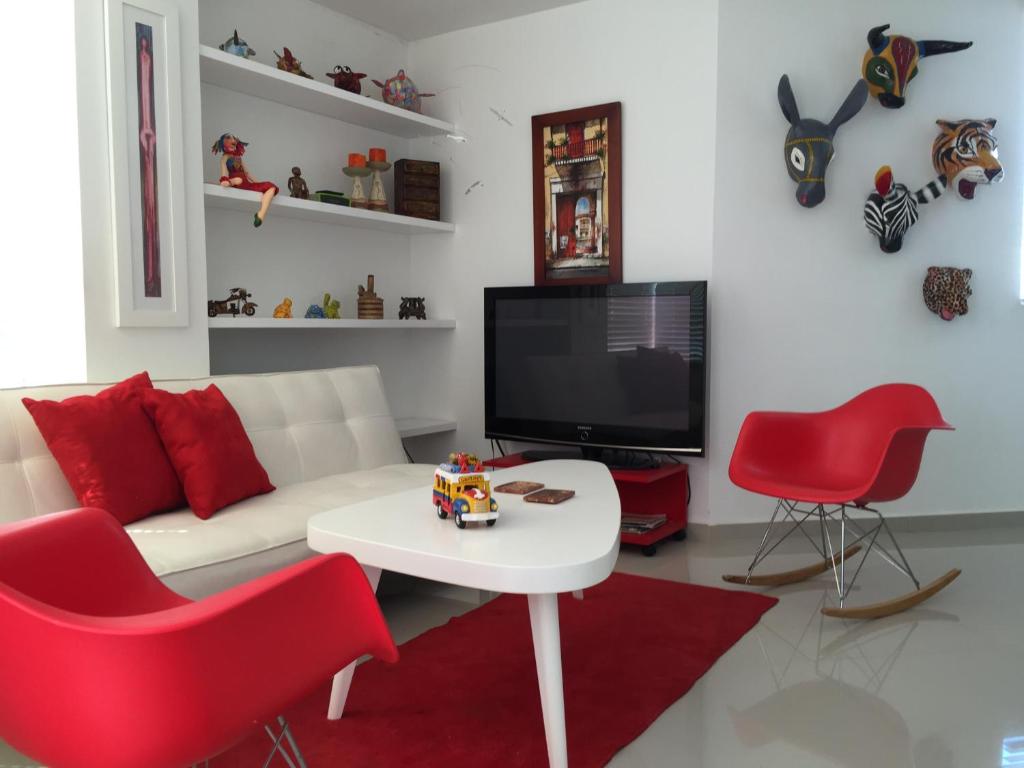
[932,119,1003,201]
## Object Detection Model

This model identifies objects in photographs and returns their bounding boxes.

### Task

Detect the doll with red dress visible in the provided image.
[211,133,278,227]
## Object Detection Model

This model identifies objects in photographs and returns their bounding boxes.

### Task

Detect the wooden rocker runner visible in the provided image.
[722,384,961,620]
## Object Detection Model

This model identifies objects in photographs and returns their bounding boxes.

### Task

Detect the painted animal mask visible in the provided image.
[779,75,868,208]
[862,24,972,109]
[932,119,1003,201]
[923,267,972,321]
[863,165,944,253]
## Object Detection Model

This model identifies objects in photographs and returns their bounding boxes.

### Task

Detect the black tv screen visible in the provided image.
[484,282,707,456]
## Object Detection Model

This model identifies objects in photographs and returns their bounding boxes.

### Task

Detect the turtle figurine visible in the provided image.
[326,65,367,94]
[372,69,434,113]
[219,29,255,59]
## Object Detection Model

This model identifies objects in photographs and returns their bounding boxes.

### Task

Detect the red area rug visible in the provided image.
[215,573,776,767]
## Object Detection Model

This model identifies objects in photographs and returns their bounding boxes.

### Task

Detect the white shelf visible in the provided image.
[204,184,454,235]
[208,317,456,329]
[394,417,457,439]
[199,45,455,139]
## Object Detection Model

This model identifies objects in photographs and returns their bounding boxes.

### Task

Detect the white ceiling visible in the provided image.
[310,0,587,42]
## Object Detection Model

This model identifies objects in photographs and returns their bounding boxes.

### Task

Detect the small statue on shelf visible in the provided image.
[357,275,384,319]
[399,297,427,320]
[211,133,279,227]
[304,303,325,319]
[218,29,255,59]
[273,297,293,318]
[287,167,309,199]
[372,69,434,113]
[323,293,341,319]
[326,65,367,94]
[275,47,313,79]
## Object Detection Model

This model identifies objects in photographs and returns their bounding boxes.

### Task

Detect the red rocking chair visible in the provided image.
[723,383,961,619]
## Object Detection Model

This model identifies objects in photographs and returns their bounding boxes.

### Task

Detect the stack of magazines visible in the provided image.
[620,514,667,535]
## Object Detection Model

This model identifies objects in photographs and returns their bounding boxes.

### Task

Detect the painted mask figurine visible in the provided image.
[219,29,255,59]
[275,47,313,79]
[923,267,972,321]
[327,65,367,94]
[778,75,868,208]
[863,25,972,109]
[372,70,435,113]
[863,165,944,253]
[932,119,1003,201]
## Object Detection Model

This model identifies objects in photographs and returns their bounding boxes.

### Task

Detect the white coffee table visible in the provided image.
[307,459,620,768]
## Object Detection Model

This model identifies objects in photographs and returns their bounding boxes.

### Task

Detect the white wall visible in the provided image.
[75,0,211,382]
[407,0,720,520]
[710,0,1024,522]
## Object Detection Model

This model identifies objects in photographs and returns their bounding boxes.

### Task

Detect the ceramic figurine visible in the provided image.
[273,297,293,318]
[432,452,499,529]
[343,153,371,208]
[275,47,313,79]
[357,275,384,319]
[932,119,1003,200]
[372,69,434,113]
[923,267,972,321]
[778,75,868,208]
[399,297,426,320]
[863,165,945,253]
[304,303,325,319]
[287,167,309,199]
[367,147,390,212]
[208,288,257,318]
[863,25,972,109]
[326,65,366,94]
[219,30,255,59]
[211,133,279,227]
[323,293,341,319]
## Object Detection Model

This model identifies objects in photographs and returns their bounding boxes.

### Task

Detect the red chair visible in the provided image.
[723,384,961,619]
[0,507,398,768]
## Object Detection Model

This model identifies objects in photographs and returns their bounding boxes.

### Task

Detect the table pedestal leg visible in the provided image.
[327,565,382,720]
[528,592,568,768]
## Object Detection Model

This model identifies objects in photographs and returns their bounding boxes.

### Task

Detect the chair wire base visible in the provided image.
[742,500,920,608]
[192,715,307,768]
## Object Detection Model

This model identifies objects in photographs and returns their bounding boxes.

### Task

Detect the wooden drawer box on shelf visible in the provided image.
[394,159,440,220]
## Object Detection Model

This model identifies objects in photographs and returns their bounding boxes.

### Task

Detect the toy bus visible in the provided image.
[433,452,499,529]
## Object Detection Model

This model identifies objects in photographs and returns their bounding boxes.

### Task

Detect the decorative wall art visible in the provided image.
[862,25,972,109]
[863,165,945,253]
[105,0,189,327]
[778,76,867,208]
[532,102,622,285]
[932,119,1003,201]
[923,267,972,321]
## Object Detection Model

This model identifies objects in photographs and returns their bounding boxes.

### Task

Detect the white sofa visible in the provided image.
[0,366,436,597]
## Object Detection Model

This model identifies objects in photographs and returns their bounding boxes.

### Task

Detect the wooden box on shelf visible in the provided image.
[394,159,440,220]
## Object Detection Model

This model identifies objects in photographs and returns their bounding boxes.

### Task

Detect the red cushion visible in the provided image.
[22,373,186,525]
[141,384,274,519]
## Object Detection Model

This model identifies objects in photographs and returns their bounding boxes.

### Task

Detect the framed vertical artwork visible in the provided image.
[532,102,621,286]
[105,0,189,326]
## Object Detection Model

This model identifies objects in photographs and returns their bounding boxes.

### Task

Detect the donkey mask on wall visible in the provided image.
[779,75,868,208]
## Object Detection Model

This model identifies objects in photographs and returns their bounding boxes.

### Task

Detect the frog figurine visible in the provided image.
[323,293,341,319]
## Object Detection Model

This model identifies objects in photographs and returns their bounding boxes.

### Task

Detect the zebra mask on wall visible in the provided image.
[863,165,945,253]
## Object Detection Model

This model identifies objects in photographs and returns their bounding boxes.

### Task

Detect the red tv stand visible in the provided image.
[484,453,687,556]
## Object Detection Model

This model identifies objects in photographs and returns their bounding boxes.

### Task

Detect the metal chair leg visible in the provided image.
[262,716,307,768]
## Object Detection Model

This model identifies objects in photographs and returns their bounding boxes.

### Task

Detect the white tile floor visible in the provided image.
[3,520,1021,767]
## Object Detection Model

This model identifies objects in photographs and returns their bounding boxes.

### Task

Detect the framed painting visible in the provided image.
[532,102,621,286]
[105,0,189,326]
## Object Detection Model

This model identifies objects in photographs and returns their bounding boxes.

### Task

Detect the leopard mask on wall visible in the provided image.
[923,267,972,321]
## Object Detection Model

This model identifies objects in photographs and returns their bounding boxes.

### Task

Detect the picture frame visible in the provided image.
[532,102,622,286]
[105,0,189,327]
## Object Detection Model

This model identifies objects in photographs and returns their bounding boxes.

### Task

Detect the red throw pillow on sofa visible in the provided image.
[141,384,274,519]
[22,372,186,524]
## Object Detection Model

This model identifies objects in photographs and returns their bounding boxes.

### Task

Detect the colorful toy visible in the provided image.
[778,75,868,208]
[326,65,366,94]
[932,119,1003,201]
[432,452,499,529]
[862,24,972,109]
[367,148,391,212]
[287,167,309,199]
[274,47,313,79]
[218,30,255,59]
[208,288,257,318]
[398,297,426,320]
[357,275,383,319]
[863,165,944,253]
[273,297,293,318]
[211,133,278,227]
[923,267,972,321]
[304,303,325,319]
[372,70,434,113]
[323,293,341,319]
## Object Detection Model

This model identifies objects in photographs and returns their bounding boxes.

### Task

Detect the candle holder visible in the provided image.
[367,160,392,212]
[342,165,372,208]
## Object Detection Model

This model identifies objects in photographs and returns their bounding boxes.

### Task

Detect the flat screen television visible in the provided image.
[484,281,707,458]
